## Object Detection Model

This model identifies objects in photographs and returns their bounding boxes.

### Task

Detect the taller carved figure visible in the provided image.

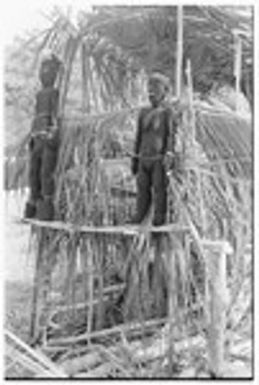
[24,53,62,221]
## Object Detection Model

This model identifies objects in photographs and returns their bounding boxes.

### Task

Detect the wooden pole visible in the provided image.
[30,229,45,343]
[185,59,195,147]
[81,42,90,114]
[185,59,206,235]
[166,235,177,375]
[87,238,94,345]
[176,6,184,98]
[207,243,229,377]
[96,236,104,330]
[167,175,230,377]
[49,317,169,346]
[30,237,42,342]
[234,33,242,111]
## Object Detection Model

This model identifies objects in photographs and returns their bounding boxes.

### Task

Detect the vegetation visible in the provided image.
[4,5,252,379]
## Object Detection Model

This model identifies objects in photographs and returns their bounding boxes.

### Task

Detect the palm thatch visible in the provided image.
[5,6,252,377]
[5,5,252,186]
[4,329,67,378]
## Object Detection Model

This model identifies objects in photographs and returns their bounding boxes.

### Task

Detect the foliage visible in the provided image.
[4,7,252,378]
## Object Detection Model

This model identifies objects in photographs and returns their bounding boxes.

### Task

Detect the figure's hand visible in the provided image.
[172,94,189,115]
[173,152,185,184]
[131,157,139,176]
[164,151,174,171]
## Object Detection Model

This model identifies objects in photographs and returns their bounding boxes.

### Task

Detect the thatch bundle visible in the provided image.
[54,110,136,225]
[5,6,252,377]
[27,88,251,349]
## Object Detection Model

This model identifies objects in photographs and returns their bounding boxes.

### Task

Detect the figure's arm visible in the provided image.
[164,106,183,180]
[164,108,176,163]
[51,89,60,126]
[131,110,143,175]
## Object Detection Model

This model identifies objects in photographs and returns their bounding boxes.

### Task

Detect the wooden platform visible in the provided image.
[14,217,190,235]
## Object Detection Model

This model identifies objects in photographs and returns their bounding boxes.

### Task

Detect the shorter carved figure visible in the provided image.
[131,72,181,226]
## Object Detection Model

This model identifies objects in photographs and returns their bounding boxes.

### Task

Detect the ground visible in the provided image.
[3,190,253,379]
[4,190,34,343]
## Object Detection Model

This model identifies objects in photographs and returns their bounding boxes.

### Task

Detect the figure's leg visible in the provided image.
[37,137,59,220]
[41,137,59,197]
[134,162,152,224]
[152,160,167,226]
[24,138,42,218]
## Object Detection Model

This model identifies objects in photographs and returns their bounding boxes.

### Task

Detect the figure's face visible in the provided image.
[148,79,166,106]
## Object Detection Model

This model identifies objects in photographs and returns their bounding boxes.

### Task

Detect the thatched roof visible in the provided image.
[5,6,252,190]
[195,105,252,178]
[10,5,251,115]
[80,6,252,93]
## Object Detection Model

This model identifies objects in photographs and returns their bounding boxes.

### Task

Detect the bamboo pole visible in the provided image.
[5,329,67,377]
[165,235,177,375]
[207,243,229,377]
[30,230,45,343]
[185,59,195,146]
[96,236,104,330]
[167,174,231,377]
[185,59,206,235]
[234,32,242,111]
[86,238,94,345]
[176,6,184,98]
[19,218,190,234]
[60,37,80,113]
[81,42,90,114]
[48,317,169,346]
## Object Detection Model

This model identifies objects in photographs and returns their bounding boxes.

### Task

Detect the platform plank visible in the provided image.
[14,217,190,234]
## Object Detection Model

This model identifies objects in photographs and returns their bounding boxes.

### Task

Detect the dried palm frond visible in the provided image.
[5,8,252,371]
[5,329,67,378]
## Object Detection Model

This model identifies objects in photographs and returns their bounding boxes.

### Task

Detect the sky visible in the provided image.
[1,0,93,46]
[1,0,255,46]
[0,2,258,380]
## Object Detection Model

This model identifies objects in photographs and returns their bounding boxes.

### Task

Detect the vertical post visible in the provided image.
[96,235,104,330]
[81,42,90,114]
[234,33,242,111]
[30,229,45,344]
[165,234,177,375]
[185,59,195,146]
[186,59,206,234]
[176,5,184,98]
[30,238,41,342]
[87,237,94,344]
[207,242,228,377]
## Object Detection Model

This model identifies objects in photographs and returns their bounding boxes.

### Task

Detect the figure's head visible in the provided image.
[39,52,62,88]
[148,72,170,106]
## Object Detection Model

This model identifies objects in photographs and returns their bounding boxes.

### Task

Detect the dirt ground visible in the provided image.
[4,191,34,342]
[4,190,34,283]
[3,190,253,379]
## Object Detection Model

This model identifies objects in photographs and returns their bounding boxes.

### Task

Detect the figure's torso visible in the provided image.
[32,88,59,132]
[139,106,170,157]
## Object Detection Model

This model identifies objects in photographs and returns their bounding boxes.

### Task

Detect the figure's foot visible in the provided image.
[24,201,37,219]
[152,221,164,227]
[36,197,55,221]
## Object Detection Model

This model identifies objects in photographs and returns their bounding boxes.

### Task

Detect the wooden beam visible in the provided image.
[17,217,233,253]
[234,32,242,111]
[30,233,44,343]
[18,218,190,234]
[167,175,230,377]
[48,317,169,346]
[5,329,67,378]
[176,5,184,98]
[207,243,228,377]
